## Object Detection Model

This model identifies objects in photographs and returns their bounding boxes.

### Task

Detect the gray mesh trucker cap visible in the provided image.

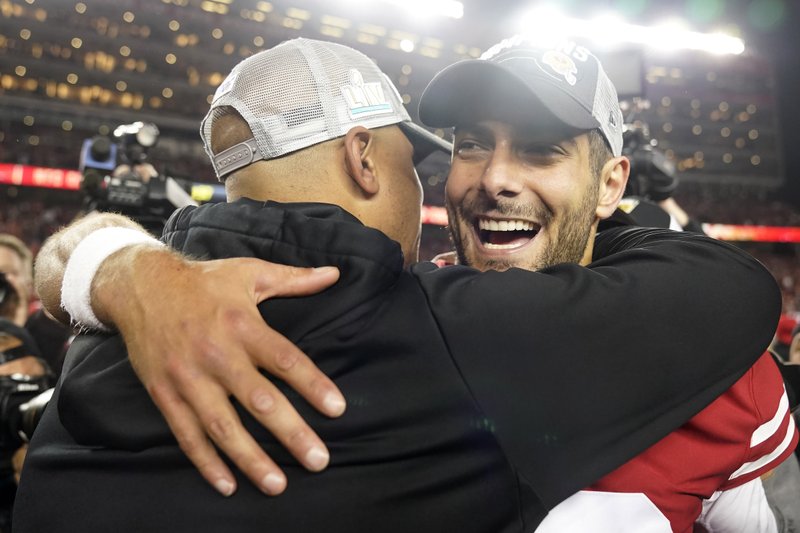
[202,38,450,180]
[419,36,624,156]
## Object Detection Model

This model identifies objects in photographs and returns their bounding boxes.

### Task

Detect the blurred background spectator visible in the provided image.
[1,0,800,319]
[1,1,799,530]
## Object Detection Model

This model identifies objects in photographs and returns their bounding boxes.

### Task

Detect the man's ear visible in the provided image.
[595,156,630,219]
[344,126,379,196]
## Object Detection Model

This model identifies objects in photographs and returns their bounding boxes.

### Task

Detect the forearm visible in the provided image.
[35,203,347,496]
[418,226,782,506]
[34,212,151,326]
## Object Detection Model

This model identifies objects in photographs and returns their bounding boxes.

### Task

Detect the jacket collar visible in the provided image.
[162,198,404,341]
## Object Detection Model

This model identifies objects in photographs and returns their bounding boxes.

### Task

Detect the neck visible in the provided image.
[579,224,599,266]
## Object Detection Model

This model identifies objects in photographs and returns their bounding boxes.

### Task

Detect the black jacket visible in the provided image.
[13,199,781,532]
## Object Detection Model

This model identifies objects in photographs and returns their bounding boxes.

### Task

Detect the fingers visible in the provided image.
[189,381,292,496]
[150,326,333,496]
[216,352,333,474]
[194,318,336,475]
[150,377,289,497]
[123,258,346,498]
[227,259,346,419]
[243,325,346,419]
[247,261,340,301]
[148,380,239,496]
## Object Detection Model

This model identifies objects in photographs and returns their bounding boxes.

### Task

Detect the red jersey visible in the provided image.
[538,352,799,532]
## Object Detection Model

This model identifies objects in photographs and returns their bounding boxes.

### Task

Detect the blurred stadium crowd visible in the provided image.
[3,0,800,314]
[0,1,799,531]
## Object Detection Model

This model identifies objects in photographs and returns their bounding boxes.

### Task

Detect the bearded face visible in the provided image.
[445,121,601,272]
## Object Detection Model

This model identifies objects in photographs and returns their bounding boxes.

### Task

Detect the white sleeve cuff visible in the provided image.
[61,226,164,331]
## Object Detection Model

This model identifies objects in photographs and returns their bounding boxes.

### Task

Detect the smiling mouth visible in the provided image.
[475,217,540,250]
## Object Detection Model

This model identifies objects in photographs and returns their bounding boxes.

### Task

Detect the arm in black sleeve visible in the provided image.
[413,226,781,508]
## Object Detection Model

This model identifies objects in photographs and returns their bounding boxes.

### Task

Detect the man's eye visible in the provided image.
[455,140,486,156]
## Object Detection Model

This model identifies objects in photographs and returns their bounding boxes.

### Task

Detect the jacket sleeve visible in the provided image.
[413,226,782,509]
[57,334,174,450]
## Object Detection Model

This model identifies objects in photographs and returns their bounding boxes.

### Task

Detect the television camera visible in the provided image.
[79,121,200,234]
[0,318,53,453]
[622,124,678,202]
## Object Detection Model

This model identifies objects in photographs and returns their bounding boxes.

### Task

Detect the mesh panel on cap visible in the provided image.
[201,38,411,177]
[591,66,624,157]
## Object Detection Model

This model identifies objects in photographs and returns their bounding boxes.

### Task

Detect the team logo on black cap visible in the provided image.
[540,50,578,86]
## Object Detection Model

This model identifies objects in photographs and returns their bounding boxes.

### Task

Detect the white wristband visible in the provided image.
[61,226,164,331]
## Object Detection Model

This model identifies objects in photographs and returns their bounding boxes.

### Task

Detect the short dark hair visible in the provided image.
[587,129,613,180]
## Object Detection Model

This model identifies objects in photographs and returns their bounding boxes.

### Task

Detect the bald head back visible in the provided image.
[212,108,344,203]
[210,107,423,265]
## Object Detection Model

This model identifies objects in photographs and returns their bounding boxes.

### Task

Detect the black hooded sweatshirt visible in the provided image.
[14,199,780,532]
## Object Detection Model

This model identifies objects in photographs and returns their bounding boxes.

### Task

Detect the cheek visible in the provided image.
[539,171,590,213]
[398,172,423,224]
[551,187,578,212]
[391,152,422,202]
[407,173,423,209]
[444,171,470,207]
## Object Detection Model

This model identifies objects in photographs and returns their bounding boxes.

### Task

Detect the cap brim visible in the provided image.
[419,60,600,131]
[398,121,452,165]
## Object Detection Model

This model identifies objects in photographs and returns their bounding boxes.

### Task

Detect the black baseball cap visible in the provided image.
[419,36,624,156]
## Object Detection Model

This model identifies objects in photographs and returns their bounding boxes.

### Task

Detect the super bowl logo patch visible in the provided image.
[540,50,578,86]
[340,68,393,120]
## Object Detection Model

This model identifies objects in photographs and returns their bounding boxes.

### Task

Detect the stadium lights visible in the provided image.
[345,0,463,20]
[399,39,416,52]
[518,7,745,55]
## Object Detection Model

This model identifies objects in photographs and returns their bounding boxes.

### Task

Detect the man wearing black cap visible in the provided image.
[419,35,796,531]
[17,38,784,532]
[419,37,626,274]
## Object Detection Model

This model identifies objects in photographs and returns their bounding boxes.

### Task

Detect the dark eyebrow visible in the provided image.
[456,123,578,144]
[453,123,493,140]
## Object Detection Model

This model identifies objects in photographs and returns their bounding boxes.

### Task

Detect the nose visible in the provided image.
[479,150,524,199]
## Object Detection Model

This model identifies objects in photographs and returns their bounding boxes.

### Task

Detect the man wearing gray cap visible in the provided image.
[420,37,626,273]
[422,36,796,531]
[16,38,783,532]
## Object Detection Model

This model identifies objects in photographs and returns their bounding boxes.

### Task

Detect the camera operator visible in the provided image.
[618,119,706,234]
[0,235,59,530]
[0,236,33,329]
[112,162,159,185]
[0,317,51,533]
[620,126,800,531]
[0,234,67,377]
[80,122,197,236]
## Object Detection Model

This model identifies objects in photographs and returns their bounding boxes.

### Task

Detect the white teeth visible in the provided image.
[478,218,535,231]
[484,242,524,250]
